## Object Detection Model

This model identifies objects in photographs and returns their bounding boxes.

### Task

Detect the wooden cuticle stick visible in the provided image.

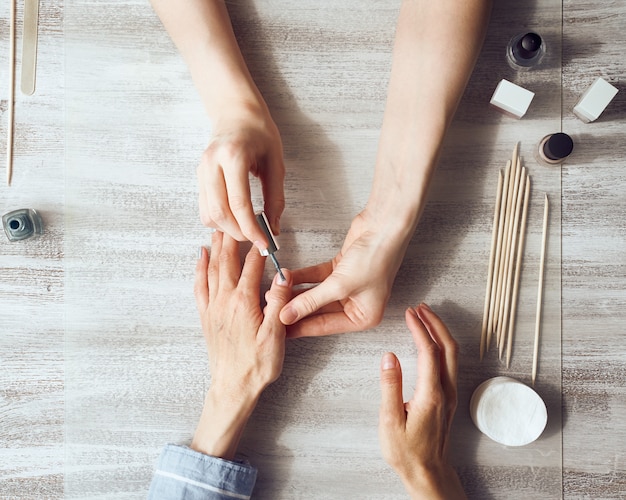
[480,170,504,360]
[532,194,549,386]
[495,145,521,349]
[492,154,517,348]
[506,174,531,367]
[499,166,526,360]
[486,161,511,351]
[7,0,16,186]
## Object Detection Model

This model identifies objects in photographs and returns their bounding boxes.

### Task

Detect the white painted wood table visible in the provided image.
[1,0,624,498]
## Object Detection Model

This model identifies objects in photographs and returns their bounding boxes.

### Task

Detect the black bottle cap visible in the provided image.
[543,133,574,161]
[514,32,542,60]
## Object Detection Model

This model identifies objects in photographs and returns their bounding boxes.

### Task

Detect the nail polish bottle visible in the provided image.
[537,133,574,165]
[2,208,44,241]
[507,32,545,70]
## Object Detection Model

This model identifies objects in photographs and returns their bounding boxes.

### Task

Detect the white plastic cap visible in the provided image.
[573,77,618,123]
[490,79,535,119]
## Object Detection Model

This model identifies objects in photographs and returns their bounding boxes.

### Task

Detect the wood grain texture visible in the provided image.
[0,0,64,496]
[0,0,624,498]
[561,1,626,498]
[63,0,563,498]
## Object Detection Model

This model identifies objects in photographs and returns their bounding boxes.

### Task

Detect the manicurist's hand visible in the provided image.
[378,303,466,500]
[280,207,413,338]
[198,105,285,247]
[191,231,292,460]
[150,0,286,248]
[278,0,491,338]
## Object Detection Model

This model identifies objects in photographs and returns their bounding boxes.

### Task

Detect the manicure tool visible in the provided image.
[255,211,286,282]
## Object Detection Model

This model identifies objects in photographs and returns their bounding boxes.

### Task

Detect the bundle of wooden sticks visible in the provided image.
[480,144,550,385]
[480,143,530,367]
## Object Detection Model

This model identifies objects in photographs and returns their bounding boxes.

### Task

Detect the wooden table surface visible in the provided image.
[1,0,624,498]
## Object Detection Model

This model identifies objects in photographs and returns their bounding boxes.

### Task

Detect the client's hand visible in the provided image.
[378,303,466,500]
[191,231,292,460]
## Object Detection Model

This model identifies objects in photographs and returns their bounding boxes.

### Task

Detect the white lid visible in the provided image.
[490,79,535,119]
[573,77,619,122]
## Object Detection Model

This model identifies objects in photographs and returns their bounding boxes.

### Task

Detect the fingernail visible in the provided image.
[254,240,270,256]
[207,227,216,234]
[382,353,397,370]
[281,305,298,324]
[420,302,432,312]
[197,247,203,259]
[274,269,288,286]
[273,216,281,235]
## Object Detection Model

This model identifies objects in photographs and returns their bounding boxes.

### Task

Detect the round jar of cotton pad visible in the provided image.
[470,376,547,447]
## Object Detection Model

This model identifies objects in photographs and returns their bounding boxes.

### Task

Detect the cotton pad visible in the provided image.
[470,376,547,447]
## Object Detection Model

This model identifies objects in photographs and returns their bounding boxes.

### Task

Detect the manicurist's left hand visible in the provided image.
[279,208,411,338]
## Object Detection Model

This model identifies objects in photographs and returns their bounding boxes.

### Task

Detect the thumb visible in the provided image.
[379,352,405,427]
[279,277,340,325]
[263,269,292,322]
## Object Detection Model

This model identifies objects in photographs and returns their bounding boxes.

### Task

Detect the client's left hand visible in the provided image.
[192,231,292,459]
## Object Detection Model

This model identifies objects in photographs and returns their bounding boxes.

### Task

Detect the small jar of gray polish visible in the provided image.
[2,209,44,242]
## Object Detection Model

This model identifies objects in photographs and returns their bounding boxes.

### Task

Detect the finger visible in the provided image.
[197,160,227,231]
[222,157,269,250]
[208,230,223,302]
[238,244,267,299]
[379,352,405,429]
[415,303,458,383]
[416,303,459,416]
[279,275,346,326]
[261,153,286,235]
[218,233,242,292]
[263,269,293,327]
[291,291,344,313]
[405,307,441,393]
[194,247,209,313]
[285,310,362,338]
[197,182,215,229]
[266,288,343,312]
[205,167,246,241]
[259,270,292,345]
[290,261,334,286]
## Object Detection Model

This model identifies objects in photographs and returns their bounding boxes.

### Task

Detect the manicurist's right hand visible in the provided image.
[198,104,286,251]
[378,303,467,500]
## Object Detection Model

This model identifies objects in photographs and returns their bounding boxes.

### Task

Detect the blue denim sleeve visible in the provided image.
[147,444,257,500]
